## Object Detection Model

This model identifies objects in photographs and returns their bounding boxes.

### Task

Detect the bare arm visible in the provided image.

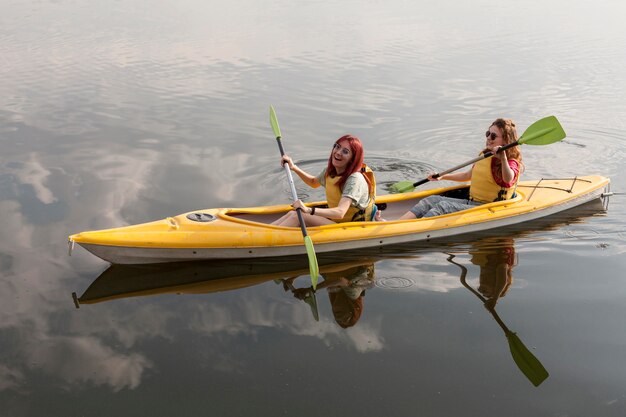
[281,155,321,188]
[494,150,515,183]
[436,169,472,182]
[293,196,353,220]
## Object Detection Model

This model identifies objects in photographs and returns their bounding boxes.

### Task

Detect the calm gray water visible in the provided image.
[1,0,625,415]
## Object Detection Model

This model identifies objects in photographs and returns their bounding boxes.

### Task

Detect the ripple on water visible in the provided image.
[256,155,440,201]
[375,276,416,290]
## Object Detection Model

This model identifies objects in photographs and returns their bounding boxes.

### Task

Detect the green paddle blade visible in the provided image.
[269,105,282,138]
[304,291,320,321]
[518,115,566,146]
[389,181,415,194]
[507,331,550,386]
[304,236,320,289]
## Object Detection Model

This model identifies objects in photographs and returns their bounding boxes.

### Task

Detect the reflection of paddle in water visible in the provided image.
[278,278,320,322]
[281,263,375,328]
[447,252,549,387]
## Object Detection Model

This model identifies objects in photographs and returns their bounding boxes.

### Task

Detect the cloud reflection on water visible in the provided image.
[25,335,152,392]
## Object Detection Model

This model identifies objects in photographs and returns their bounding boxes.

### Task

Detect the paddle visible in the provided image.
[447,254,549,387]
[390,115,566,193]
[269,105,320,289]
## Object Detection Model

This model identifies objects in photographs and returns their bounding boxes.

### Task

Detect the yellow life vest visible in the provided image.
[469,156,518,203]
[325,164,376,223]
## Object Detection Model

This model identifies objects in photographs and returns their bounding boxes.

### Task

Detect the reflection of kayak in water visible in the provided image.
[68,176,610,264]
[73,257,378,307]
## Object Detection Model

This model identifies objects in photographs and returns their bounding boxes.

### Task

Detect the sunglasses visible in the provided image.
[485,131,499,141]
[333,143,352,156]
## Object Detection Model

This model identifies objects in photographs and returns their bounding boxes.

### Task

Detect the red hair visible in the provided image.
[326,135,367,191]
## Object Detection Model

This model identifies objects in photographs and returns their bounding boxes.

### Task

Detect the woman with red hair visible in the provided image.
[272,135,375,227]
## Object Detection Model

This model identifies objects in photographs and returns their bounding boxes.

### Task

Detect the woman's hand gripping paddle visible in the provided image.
[270,105,320,289]
[390,115,566,193]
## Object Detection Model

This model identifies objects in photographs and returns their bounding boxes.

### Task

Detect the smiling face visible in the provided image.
[485,125,504,148]
[488,118,521,163]
[331,140,353,174]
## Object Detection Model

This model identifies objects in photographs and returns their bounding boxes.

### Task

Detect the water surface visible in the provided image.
[1,0,625,415]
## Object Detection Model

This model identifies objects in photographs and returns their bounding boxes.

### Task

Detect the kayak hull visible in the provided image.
[69,176,610,264]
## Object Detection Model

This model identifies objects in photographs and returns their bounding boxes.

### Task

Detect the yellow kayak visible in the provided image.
[68,175,610,264]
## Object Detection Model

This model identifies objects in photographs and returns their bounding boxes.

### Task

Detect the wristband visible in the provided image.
[310,207,316,215]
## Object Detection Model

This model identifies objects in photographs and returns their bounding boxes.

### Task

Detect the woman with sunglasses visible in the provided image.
[399,118,522,219]
[272,134,375,227]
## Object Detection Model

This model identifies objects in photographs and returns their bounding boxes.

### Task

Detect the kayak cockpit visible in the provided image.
[224,185,482,224]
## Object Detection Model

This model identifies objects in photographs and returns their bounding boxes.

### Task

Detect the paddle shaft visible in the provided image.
[452,254,514,332]
[276,138,309,237]
[269,105,319,288]
[460,274,513,333]
[410,140,520,188]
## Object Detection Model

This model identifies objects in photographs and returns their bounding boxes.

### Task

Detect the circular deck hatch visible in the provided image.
[186,213,216,222]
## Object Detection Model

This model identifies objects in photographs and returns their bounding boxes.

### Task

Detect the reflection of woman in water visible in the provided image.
[470,240,515,310]
[286,263,375,328]
[452,240,550,387]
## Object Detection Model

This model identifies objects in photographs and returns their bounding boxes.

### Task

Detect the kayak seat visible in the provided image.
[440,187,470,199]
[441,186,517,201]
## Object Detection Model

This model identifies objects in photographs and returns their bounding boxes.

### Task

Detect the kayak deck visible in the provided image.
[68,176,610,264]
